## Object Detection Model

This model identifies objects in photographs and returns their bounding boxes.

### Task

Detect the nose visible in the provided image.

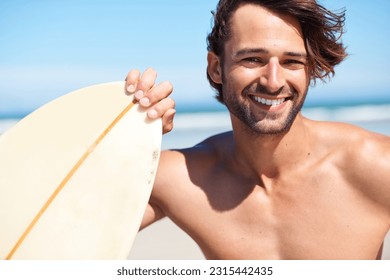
[259,57,285,93]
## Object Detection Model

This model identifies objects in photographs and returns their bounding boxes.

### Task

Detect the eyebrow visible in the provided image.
[233,48,268,57]
[233,48,307,59]
[285,51,308,59]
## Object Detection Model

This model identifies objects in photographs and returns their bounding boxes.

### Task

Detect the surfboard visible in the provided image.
[0,81,161,259]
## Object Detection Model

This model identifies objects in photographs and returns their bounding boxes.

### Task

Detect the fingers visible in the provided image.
[147,95,176,118]
[161,108,176,134]
[126,67,156,96]
[125,69,140,93]
[126,68,158,103]
[147,96,176,134]
[125,68,173,108]
[142,81,173,107]
[124,68,176,134]
[125,68,158,96]
[137,68,157,94]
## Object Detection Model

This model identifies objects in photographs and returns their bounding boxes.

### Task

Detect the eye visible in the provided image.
[285,59,304,65]
[283,59,307,70]
[241,57,265,67]
[243,57,260,62]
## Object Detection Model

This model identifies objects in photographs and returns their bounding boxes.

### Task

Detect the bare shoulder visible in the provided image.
[308,119,390,160]
[151,131,233,209]
[158,131,233,171]
[309,119,390,215]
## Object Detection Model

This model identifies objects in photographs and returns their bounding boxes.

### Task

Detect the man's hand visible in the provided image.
[125,68,175,134]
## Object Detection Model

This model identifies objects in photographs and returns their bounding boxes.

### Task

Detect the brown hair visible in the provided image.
[206,0,348,102]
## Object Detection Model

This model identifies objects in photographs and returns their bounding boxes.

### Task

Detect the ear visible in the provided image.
[207,52,222,84]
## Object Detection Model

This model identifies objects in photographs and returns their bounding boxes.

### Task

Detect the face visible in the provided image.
[208,4,310,135]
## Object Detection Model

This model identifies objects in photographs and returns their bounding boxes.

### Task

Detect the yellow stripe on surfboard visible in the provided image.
[5,100,136,260]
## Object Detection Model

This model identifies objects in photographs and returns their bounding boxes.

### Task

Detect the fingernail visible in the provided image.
[134,90,144,100]
[140,97,150,106]
[127,84,135,93]
[147,109,157,119]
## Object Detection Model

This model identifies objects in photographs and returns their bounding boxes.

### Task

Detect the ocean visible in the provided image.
[161,103,390,150]
[1,103,390,147]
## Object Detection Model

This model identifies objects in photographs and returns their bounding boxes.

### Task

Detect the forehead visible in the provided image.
[227,4,306,54]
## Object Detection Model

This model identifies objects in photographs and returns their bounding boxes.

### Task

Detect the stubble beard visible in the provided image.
[222,80,308,136]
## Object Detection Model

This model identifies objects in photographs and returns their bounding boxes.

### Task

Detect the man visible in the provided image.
[127,0,390,259]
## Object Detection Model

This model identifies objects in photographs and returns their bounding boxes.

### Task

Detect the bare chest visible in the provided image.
[172,173,387,260]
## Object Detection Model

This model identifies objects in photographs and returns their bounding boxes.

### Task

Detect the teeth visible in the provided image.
[253,96,286,106]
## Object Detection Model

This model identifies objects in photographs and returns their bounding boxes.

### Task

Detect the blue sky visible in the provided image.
[1,0,389,115]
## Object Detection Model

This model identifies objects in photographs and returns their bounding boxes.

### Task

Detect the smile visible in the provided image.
[252,96,286,106]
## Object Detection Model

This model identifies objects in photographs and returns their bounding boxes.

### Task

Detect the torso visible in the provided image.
[152,119,390,259]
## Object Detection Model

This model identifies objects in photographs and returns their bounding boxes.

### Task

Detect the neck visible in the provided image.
[229,113,311,180]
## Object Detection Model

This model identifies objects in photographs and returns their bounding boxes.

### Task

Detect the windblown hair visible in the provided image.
[206,0,348,102]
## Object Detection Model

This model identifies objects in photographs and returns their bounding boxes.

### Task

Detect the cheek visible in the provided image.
[224,67,260,91]
[287,69,310,94]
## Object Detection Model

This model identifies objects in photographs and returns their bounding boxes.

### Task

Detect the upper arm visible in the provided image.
[350,133,390,219]
[139,149,184,231]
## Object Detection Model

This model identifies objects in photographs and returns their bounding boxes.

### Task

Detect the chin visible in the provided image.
[246,121,293,136]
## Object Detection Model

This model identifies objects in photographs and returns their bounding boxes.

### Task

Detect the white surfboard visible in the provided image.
[0,82,161,259]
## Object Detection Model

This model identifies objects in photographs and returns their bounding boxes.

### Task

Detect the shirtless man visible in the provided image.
[127,0,390,259]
